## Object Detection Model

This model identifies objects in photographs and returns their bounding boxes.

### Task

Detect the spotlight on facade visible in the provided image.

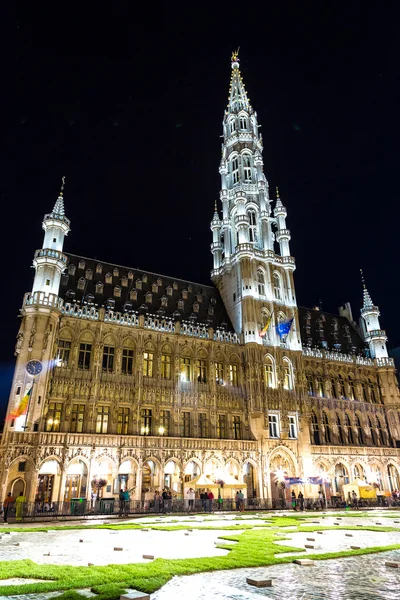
[158,426,165,435]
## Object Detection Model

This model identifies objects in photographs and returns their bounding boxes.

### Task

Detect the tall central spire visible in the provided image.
[52,176,66,216]
[228,50,252,114]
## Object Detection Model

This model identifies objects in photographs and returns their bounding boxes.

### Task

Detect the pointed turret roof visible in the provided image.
[227,50,252,114]
[52,176,66,216]
[360,269,375,310]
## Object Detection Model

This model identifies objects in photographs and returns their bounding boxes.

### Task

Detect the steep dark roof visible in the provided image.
[59,253,234,332]
[298,306,368,355]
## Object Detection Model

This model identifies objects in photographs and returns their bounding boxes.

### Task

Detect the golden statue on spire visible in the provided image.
[231,48,240,62]
[60,176,66,196]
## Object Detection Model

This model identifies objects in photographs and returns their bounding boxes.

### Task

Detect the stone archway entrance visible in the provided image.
[36,459,60,503]
[64,460,88,501]
[333,463,349,496]
[268,449,296,508]
[243,462,256,499]
[11,478,25,498]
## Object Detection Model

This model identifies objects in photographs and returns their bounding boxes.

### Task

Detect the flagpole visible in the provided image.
[22,377,35,431]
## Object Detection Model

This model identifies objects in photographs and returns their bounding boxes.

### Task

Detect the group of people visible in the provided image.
[347,490,359,509]
[290,489,326,511]
[200,489,215,512]
[153,489,174,513]
[235,490,245,511]
[2,491,27,523]
[118,487,133,516]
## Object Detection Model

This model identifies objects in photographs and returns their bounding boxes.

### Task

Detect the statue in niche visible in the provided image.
[28,327,36,351]
[15,331,24,355]
[43,329,51,352]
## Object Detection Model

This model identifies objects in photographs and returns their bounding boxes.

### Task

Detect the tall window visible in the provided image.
[243,154,252,182]
[140,409,152,435]
[70,404,85,433]
[345,414,354,444]
[161,354,171,379]
[229,119,236,134]
[180,357,192,382]
[215,362,224,384]
[288,415,297,439]
[322,412,331,443]
[96,406,109,434]
[56,340,71,368]
[117,407,129,435]
[45,402,62,432]
[316,376,325,398]
[239,117,246,129]
[331,377,338,399]
[338,375,346,399]
[78,343,92,370]
[231,157,239,184]
[159,410,170,436]
[195,359,207,383]
[348,376,356,400]
[233,416,241,440]
[102,346,115,372]
[143,352,154,377]
[307,375,315,396]
[122,349,134,375]
[355,415,364,445]
[283,360,293,390]
[181,411,191,437]
[311,413,320,445]
[198,413,208,438]
[257,270,265,296]
[337,414,345,444]
[217,414,227,439]
[265,360,275,388]
[248,210,257,242]
[273,273,281,300]
[268,414,279,438]
[228,364,238,386]
[387,465,400,492]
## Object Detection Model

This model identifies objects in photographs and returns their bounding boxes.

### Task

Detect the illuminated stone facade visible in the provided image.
[1,54,400,507]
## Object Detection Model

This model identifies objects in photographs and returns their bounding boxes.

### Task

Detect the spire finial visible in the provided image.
[214,199,218,212]
[52,176,66,216]
[360,268,366,289]
[276,186,280,199]
[231,47,240,65]
[60,175,65,196]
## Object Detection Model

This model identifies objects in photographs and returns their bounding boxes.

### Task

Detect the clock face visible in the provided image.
[26,359,43,376]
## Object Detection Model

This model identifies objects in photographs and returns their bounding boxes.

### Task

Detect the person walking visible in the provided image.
[15,491,26,522]
[291,490,297,511]
[119,488,125,516]
[187,487,195,512]
[351,490,358,509]
[201,491,207,512]
[235,491,240,511]
[3,492,14,524]
[238,490,245,512]
[123,488,131,516]
[298,491,304,511]
[207,489,214,513]
[154,490,161,513]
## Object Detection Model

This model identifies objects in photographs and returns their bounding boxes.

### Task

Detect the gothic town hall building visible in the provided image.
[2,53,400,507]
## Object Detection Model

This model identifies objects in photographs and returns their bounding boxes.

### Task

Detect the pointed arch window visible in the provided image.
[239,117,247,130]
[231,156,239,184]
[273,272,282,300]
[330,377,338,399]
[348,376,356,400]
[95,282,104,295]
[337,414,345,444]
[96,264,103,274]
[345,414,354,444]
[264,356,276,388]
[257,269,265,296]
[243,154,252,182]
[306,374,315,396]
[77,277,86,291]
[311,413,321,445]
[322,412,331,444]
[229,119,236,134]
[248,210,257,242]
[387,464,400,492]
[356,414,365,445]
[338,375,346,399]
[283,358,294,390]
[316,376,325,397]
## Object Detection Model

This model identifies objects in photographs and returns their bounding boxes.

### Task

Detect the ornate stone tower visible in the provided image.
[211,52,301,351]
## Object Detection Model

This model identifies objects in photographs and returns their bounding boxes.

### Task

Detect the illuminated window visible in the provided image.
[180,357,192,381]
[105,273,112,284]
[161,354,171,379]
[140,408,152,435]
[283,359,293,390]
[46,402,62,432]
[264,359,275,388]
[96,406,109,434]
[229,119,236,134]
[289,415,297,439]
[239,117,246,129]
[95,282,104,294]
[248,210,257,242]
[56,339,71,368]
[268,414,279,438]
[348,376,356,400]
[198,413,208,438]
[159,410,170,436]
[273,273,281,300]
[96,264,103,274]
[122,348,134,375]
[143,352,154,377]
[215,361,224,384]
[316,376,325,397]
[228,363,238,386]
[181,412,191,437]
[231,157,239,184]
[113,268,119,277]
[257,269,265,295]
[85,269,93,280]
[117,407,129,435]
[233,416,241,440]
[217,414,227,439]
[243,154,252,182]
[77,277,85,291]
[195,359,207,383]
[70,404,85,433]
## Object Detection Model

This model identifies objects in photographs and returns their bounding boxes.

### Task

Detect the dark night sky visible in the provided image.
[2,3,400,414]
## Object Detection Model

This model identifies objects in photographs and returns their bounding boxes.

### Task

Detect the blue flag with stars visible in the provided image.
[276,318,294,339]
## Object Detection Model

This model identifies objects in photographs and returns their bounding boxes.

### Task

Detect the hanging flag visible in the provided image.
[7,387,31,420]
[276,318,294,339]
[259,314,271,338]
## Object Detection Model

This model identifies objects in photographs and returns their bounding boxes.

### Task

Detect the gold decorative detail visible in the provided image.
[231,48,240,62]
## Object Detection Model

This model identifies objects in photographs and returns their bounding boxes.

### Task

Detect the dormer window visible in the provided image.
[128,271,134,280]
[193,302,199,313]
[85,269,93,280]
[146,292,152,303]
[136,279,142,290]
[208,305,214,316]
[114,286,121,298]
[96,263,103,274]
[95,282,104,294]
[107,298,115,309]
[167,286,173,296]
[173,281,178,290]
[105,273,112,284]
[161,296,168,307]
[130,289,137,301]
[113,268,119,277]
[211,297,216,305]
[182,289,188,300]
[178,299,184,311]
[77,278,85,291]
[85,293,95,303]
[239,117,247,130]
[188,284,193,293]
[142,274,147,283]
[121,276,128,287]
[68,264,76,276]
[66,289,75,299]
[152,282,158,293]
[197,293,202,303]
[78,260,85,270]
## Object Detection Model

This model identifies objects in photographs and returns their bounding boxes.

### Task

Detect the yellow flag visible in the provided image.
[260,315,271,338]
[7,388,31,420]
